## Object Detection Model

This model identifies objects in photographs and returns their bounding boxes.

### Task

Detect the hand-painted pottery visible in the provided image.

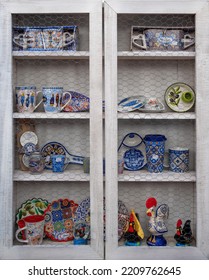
[169,147,189,173]
[61,91,90,112]
[15,215,45,245]
[16,86,43,113]
[144,134,167,173]
[44,198,78,242]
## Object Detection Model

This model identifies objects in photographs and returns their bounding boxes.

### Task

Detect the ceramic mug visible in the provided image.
[41,87,72,113]
[15,215,45,245]
[51,154,68,172]
[16,86,43,113]
[169,147,189,173]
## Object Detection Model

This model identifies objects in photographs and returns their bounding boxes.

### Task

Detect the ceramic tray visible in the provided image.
[44,198,78,242]
[165,82,195,112]
[61,91,90,112]
[138,97,165,112]
[118,96,146,112]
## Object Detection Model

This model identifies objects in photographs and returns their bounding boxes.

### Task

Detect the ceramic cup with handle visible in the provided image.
[169,147,189,173]
[15,215,45,245]
[16,86,43,113]
[41,87,72,113]
[51,154,69,172]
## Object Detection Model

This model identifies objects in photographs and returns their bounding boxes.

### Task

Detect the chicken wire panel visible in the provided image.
[12,14,89,51]
[118,59,195,113]
[118,182,196,245]
[13,181,90,244]
[118,119,195,170]
[13,59,89,113]
[117,14,195,52]
[14,119,89,171]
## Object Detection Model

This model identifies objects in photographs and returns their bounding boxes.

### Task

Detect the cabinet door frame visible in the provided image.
[104,0,209,260]
[0,0,103,259]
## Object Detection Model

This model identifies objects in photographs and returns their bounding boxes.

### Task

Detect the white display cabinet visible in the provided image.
[104,0,209,259]
[0,0,103,259]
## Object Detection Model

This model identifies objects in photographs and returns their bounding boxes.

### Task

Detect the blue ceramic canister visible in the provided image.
[169,147,189,173]
[144,134,167,173]
[51,154,66,172]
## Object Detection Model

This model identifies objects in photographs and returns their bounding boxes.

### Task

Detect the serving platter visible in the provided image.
[118,96,146,112]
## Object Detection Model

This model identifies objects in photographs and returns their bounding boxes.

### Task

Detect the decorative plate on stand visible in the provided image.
[74,198,129,240]
[44,198,78,242]
[165,82,195,112]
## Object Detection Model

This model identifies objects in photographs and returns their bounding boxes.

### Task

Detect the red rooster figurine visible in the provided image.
[124,210,144,246]
[146,197,169,246]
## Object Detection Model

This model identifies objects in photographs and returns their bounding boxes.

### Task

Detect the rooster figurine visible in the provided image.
[146,197,169,246]
[124,209,144,246]
[174,219,193,246]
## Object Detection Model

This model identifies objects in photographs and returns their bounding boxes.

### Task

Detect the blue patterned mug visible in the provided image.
[51,154,67,172]
[16,86,43,113]
[41,87,72,113]
[169,147,189,173]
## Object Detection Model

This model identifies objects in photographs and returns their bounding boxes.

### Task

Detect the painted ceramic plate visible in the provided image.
[20,131,38,146]
[44,198,78,242]
[124,148,147,171]
[74,198,129,240]
[138,97,165,112]
[16,198,49,240]
[118,96,146,112]
[165,82,195,112]
[62,91,90,112]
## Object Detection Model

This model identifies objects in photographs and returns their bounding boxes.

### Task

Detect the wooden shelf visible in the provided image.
[13,51,89,59]
[118,170,196,182]
[118,112,196,120]
[13,169,90,181]
[13,112,90,119]
[118,51,195,60]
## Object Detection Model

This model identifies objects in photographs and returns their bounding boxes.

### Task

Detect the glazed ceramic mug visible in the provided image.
[41,87,72,113]
[16,86,43,113]
[169,147,189,173]
[51,154,68,172]
[15,215,45,245]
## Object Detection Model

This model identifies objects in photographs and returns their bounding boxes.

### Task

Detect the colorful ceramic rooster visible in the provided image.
[146,197,169,246]
[124,209,144,246]
[174,219,193,246]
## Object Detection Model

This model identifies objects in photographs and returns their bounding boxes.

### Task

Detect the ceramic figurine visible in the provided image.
[174,219,193,246]
[146,197,169,246]
[124,209,144,246]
